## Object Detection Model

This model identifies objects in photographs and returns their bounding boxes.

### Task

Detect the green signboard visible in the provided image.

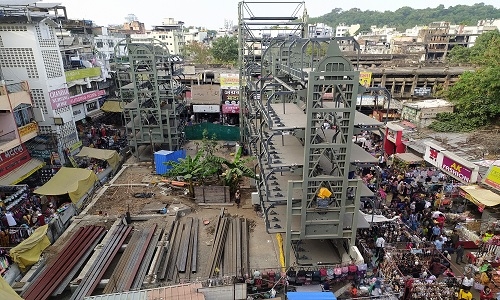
[65,67,101,82]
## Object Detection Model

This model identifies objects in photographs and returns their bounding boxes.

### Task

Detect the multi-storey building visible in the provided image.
[184,28,208,44]
[0,79,44,186]
[0,3,79,165]
[131,18,185,55]
[308,22,333,37]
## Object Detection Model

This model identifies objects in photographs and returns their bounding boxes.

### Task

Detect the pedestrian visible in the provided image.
[235,189,241,208]
[456,243,465,265]
[480,286,494,300]
[375,235,385,258]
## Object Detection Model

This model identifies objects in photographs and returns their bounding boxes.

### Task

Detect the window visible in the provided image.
[13,105,35,127]
[108,41,114,47]
[96,41,104,48]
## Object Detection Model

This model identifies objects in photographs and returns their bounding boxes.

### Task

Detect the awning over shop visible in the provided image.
[287,292,337,300]
[394,152,424,164]
[0,158,45,186]
[10,225,51,272]
[34,167,98,203]
[76,147,120,171]
[0,275,23,299]
[100,100,124,113]
[459,185,500,209]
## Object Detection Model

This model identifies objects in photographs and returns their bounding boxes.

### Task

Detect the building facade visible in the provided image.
[131,18,185,55]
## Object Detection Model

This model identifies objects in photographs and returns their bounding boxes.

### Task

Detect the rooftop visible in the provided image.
[404,98,453,109]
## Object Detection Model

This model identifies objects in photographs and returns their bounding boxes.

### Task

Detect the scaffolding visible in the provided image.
[114,38,186,160]
[238,1,382,268]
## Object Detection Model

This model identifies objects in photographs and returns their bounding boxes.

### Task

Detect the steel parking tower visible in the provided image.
[239,1,377,268]
[115,39,186,160]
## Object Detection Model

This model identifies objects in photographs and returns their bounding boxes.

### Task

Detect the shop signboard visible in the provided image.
[49,88,71,109]
[221,89,239,102]
[191,85,220,103]
[386,128,397,143]
[65,67,102,82]
[483,165,500,191]
[414,87,432,97]
[69,140,83,153]
[193,105,220,113]
[441,155,474,183]
[18,122,38,137]
[69,90,106,106]
[72,103,86,121]
[0,144,31,177]
[85,100,99,113]
[423,144,441,167]
[222,104,240,114]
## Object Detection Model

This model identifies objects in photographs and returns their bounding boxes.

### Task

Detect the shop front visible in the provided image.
[423,142,480,184]
[0,144,45,187]
[192,104,221,123]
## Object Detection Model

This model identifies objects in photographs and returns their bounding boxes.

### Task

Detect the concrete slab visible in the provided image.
[294,239,342,265]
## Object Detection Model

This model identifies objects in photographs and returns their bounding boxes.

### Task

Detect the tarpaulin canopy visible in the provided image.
[76,146,120,171]
[287,292,337,300]
[100,100,124,112]
[459,185,500,209]
[34,167,98,204]
[10,225,51,272]
[0,275,23,299]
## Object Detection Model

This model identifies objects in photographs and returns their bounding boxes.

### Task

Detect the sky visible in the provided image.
[57,0,500,30]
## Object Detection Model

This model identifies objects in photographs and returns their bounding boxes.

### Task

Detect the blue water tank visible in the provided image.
[154,149,186,175]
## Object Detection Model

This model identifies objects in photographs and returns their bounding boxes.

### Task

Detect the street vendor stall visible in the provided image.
[34,167,98,209]
[75,147,121,182]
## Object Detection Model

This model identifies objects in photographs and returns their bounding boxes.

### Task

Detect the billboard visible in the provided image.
[483,166,500,191]
[220,73,243,89]
[222,104,240,114]
[359,71,372,87]
[221,89,239,103]
[69,90,106,106]
[423,144,479,184]
[65,67,102,82]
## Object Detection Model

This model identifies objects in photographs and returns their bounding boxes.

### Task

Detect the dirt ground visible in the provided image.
[41,141,279,285]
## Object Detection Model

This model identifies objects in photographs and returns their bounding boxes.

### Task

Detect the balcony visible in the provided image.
[0,82,32,111]
[0,130,19,154]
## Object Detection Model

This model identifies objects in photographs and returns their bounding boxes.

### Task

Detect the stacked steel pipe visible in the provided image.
[22,226,106,300]
[70,225,132,300]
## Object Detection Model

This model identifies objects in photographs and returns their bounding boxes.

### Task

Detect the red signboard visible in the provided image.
[49,88,71,110]
[69,90,106,106]
[222,104,240,114]
[0,144,31,177]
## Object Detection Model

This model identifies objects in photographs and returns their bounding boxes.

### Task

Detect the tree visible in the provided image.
[184,41,212,65]
[429,30,500,132]
[211,36,238,65]
[213,146,256,193]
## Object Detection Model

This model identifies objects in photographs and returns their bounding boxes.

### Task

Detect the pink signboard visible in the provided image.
[69,90,106,106]
[222,104,239,114]
[49,88,71,109]
[441,155,473,183]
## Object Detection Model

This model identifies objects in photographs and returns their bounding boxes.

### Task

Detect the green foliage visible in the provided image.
[184,41,212,65]
[429,66,500,132]
[448,30,500,65]
[310,4,500,31]
[211,36,238,65]
[164,130,255,198]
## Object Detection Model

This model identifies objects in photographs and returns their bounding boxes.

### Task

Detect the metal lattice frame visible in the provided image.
[238,1,364,269]
[115,39,186,159]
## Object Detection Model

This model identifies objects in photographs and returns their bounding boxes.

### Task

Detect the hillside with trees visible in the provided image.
[310,3,500,33]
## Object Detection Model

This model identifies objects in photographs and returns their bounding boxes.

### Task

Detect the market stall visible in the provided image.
[34,167,98,209]
[75,146,121,182]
